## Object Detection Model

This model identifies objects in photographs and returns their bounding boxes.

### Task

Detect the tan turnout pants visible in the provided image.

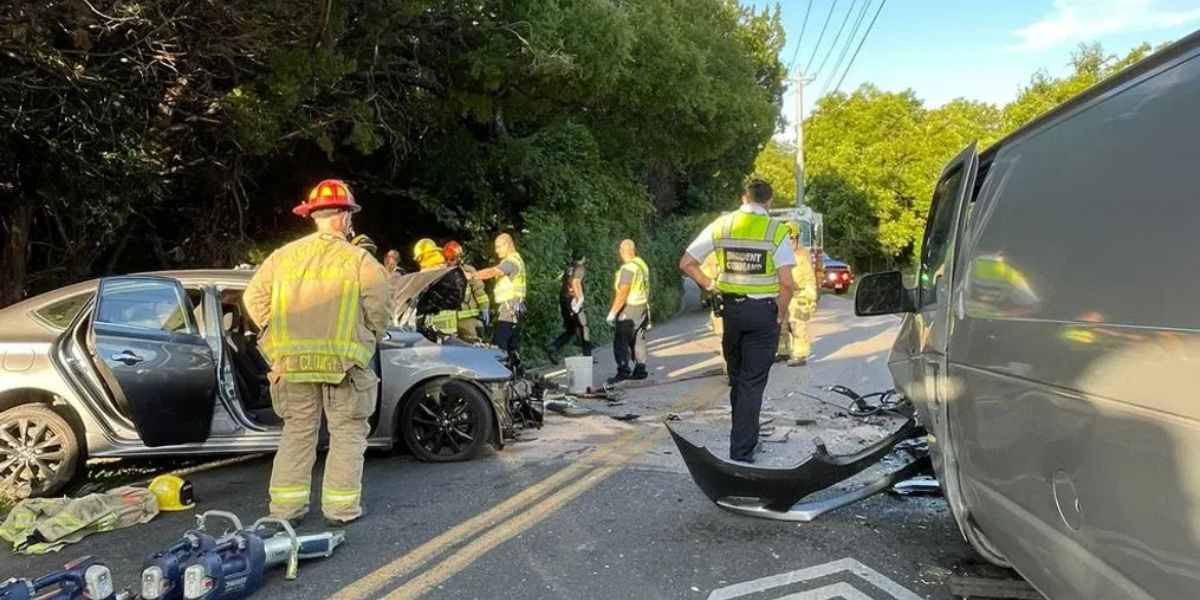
[777,296,812,359]
[268,366,377,521]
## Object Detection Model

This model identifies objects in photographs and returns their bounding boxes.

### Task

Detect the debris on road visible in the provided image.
[666,395,934,522]
[948,575,1044,599]
[890,476,942,497]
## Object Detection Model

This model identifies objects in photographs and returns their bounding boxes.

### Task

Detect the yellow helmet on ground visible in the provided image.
[412,238,445,270]
[149,475,196,512]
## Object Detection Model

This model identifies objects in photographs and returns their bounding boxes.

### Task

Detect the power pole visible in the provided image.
[792,75,806,209]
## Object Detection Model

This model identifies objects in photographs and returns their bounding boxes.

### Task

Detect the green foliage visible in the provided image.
[752,141,797,205]
[1,0,787,362]
[789,42,1154,271]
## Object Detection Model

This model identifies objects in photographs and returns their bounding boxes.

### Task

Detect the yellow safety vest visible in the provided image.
[258,233,375,384]
[614,257,650,306]
[712,211,789,295]
[493,252,526,303]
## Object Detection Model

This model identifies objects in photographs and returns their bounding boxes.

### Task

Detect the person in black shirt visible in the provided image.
[544,252,593,363]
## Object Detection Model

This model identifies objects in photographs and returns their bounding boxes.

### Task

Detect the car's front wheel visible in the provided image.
[0,404,81,498]
[400,379,494,462]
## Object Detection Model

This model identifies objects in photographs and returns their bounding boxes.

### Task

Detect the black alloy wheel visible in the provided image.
[400,379,493,462]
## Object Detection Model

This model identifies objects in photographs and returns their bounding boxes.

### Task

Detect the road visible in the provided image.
[2,296,992,599]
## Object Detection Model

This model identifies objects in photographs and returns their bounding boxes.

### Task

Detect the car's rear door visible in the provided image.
[89,276,216,446]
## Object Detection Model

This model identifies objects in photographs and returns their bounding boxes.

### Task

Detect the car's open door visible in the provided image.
[88,276,216,446]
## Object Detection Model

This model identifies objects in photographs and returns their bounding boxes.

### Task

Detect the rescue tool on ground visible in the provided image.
[142,511,345,600]
[0,556,129,600]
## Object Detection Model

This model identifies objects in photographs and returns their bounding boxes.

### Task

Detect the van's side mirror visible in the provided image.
[855,271,915,316]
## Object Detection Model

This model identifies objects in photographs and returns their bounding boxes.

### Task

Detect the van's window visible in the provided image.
[32,293,93,329]
[919,165,964,307]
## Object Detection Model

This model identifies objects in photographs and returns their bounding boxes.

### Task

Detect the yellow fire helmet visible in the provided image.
[149,474,196,512]
[786,220,802,239]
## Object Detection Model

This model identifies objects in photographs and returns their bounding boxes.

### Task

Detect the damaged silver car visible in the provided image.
[0,266,540,498]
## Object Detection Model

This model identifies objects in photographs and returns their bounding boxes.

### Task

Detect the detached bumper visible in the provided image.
[666,415,929,522]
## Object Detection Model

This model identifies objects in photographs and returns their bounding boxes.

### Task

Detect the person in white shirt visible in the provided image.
[678,179,794,462]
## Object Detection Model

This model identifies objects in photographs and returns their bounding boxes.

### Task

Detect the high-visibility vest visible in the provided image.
[259,233,375,384]
[493,252,526,303]
[712,211,789,296]
[614,257,650,306]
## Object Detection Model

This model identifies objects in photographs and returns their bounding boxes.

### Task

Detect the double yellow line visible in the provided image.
[332,383,720,600]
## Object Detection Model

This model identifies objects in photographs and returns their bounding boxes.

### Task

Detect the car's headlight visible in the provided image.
[83,564,115,600]
[182,564,213,599]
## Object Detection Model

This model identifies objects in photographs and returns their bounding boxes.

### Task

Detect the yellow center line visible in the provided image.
[334,382,720,600]
[376,387,722,600]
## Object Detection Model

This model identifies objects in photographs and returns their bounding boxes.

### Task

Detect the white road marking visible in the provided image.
[707,558,923,600]
[776,582,875,599]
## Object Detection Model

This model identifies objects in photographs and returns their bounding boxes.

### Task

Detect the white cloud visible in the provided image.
[1005,0,1200,51]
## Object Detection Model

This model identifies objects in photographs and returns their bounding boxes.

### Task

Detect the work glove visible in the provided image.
[482,309,490,326]
[606,312,617,326]
[571,298,584,315]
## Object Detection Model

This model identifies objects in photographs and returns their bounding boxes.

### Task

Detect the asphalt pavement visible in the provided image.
[1,295,991,599]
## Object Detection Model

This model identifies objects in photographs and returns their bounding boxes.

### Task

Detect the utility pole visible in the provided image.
[792,75,805,209]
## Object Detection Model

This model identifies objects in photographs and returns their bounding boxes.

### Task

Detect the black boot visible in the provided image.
[630,364,648,380]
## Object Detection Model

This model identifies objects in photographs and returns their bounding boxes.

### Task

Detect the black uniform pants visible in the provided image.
[613,304,649,376]
[721,297,780,461]
[493,320,521,357]
[549,304,593,356]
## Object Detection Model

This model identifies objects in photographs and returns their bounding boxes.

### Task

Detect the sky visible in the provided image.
[752,0,1200,139]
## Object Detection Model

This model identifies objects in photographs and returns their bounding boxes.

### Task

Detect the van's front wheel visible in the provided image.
[399,379,493,462]
[0,404,81,498]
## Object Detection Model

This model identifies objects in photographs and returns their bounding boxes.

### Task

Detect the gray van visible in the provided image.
[855,30,1200,600]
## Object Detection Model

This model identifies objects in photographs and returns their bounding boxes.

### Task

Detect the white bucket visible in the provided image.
[564,356,594,395]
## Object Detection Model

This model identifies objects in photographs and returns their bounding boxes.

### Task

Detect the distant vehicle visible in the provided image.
[821,257,854,294]
[0,268,538,498]
[855,30,1200,600]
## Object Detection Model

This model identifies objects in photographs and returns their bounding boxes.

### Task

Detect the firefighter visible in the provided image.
[413,238,458,337]
[777,221,818,366]
[469,233,526,359]
[607,239,651,382]
[443,240,489,343]
[243,179,391,526]
[678,179,794,463]
[351,234,378,257]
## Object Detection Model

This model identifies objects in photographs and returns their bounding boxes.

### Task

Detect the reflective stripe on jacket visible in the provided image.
[494,252,526,303]
[244,232,391,384]
[614,257,650,306]
[712,212,788,295]
[458,265,489,319]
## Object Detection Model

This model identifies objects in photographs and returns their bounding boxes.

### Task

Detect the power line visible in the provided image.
[829,0,887,99]
[803,0,840,76]
[810,0,858,81]
[820,0,873,98]
[787,0,815,73]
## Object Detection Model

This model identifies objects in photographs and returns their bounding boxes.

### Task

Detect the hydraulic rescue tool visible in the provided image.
[139,511,234,600]
[142,511,344,600]
[0,556,129,600]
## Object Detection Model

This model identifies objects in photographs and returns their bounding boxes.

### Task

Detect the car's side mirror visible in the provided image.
[855,271,915,316]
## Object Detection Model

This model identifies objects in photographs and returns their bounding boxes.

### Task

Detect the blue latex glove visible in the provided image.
[482,309,491,326]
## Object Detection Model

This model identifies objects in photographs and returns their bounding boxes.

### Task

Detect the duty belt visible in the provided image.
[721,293,775,304]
